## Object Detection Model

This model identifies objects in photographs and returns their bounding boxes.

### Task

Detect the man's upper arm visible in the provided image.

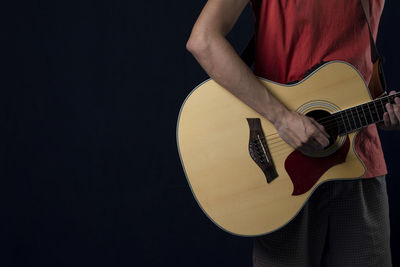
[190,0,249,38]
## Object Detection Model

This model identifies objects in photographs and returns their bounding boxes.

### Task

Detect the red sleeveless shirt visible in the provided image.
[252,0,387,178]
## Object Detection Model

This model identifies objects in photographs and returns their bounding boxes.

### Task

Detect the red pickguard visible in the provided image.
[284,137,350,196]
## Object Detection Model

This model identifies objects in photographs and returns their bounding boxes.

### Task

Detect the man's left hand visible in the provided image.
[379,90,400,131]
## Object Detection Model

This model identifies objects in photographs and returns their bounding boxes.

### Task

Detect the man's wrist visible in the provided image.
[265,103,290,127]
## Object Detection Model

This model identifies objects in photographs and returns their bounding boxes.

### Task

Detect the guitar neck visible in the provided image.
[325,92,400,135]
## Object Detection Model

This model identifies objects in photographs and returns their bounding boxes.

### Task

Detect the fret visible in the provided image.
[378,98,386,120]
[379,98,385,113]
[347,108,357,131]
[381,95,396,118]
[346,108,353,130]
[334,93,399,135]
[343,110,351,131]
[375,96,391,122]
[383,96,387,105]
[371,101,380,122]
[360,103,370,125]
[339,111,348,135]
[344,109,354,131]
[357,106,363,126]
[366,102,374,123]
[350,107,361,130]
[357,105,367,127]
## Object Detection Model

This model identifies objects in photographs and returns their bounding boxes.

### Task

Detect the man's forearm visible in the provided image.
[186,31,288,125]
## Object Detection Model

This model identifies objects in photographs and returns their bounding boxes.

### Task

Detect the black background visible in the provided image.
[2,1,399,266]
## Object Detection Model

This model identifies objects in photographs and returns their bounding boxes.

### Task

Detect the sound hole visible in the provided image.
[306,110,338,149]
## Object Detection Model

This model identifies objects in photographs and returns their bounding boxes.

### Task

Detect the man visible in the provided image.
[186,0,399,266]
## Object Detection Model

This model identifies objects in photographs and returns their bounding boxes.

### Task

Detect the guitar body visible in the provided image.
[177,61,371,236]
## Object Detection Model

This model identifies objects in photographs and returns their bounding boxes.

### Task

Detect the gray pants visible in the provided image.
[253,176,392,267]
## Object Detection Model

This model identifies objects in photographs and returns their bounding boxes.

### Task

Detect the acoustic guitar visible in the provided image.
[176,61,397,236]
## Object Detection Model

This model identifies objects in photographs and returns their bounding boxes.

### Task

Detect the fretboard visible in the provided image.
[319,92,400,136]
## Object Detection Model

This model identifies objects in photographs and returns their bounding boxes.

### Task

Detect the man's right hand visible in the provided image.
[273,110,330,155]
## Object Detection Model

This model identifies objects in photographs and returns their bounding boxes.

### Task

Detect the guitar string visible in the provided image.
[259,135,325,150]
[250,104,387,152]
[264,116,366,144]
[265,103,391,140]
[310,93,399,125]
[267,139,343,155]
[255,136,340,154]
[309,99,391,128]
[220,94,398,153]
[263,109,377,142]
[269,110,384,143]
[262,93,398,140]
[263,100,391,142]
[310,93,397,125]
[259,114,372,148]
[263,114,377,152]
[264,114,370,146]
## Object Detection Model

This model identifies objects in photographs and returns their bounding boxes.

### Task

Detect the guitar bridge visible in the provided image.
[247,118,278,183]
